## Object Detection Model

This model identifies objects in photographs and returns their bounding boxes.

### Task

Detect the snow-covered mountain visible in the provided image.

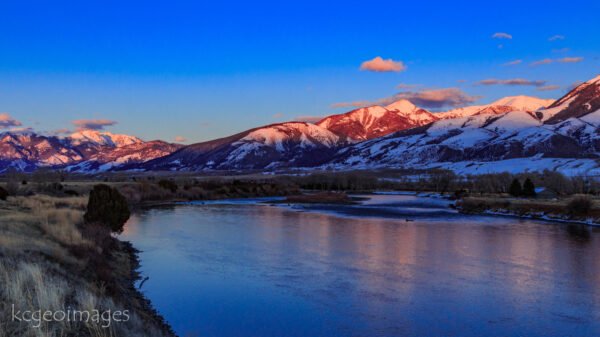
[2,74,596,175]
[540,74,600,124]
[0,131,84,171]
[140,122,343,171]
[435,95,554,119]
[317,96,553,141]
[69,130,143,147]
[0,130,181,172]
[316,100,437,141]
[322,76,600,176]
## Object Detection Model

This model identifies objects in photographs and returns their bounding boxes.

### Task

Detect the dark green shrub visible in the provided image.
[567,197,593,216]
[64,189,79,196]
[453,189,469,199]
[509,179,522,197]
[0,186,7,201]
[522,178,536,197]
[158,179,178,193]
[84,184,130,233]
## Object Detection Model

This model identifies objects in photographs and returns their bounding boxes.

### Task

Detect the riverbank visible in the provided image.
[456,196,600,225]
[0,194,174,337]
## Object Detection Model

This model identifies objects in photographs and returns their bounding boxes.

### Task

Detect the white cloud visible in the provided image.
[476,78,546,86]
[69,119,117,132]
[0,113,22,129]
[360,57,406,72]
[294,116,324,123]
[331,88,481,110]
[492,32,512,39]
[503,60,522,66]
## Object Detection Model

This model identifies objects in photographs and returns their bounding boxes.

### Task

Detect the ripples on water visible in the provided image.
[120,195,600,337]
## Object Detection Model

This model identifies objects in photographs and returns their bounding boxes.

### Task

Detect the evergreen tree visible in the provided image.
[522,178,536,197]
[0,186,7,201]
[509,179,522,197]
[84,184,130,233]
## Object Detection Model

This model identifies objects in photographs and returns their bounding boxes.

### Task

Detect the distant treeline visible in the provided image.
[3,167,600,199]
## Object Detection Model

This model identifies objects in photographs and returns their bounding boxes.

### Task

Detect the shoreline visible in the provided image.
[457,207,600,226]
[131,191,600,227]
[120,240,177,337]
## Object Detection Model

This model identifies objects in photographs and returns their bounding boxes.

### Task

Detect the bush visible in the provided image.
[509,179,522,197]
[453,189,469,199]
[158,179,178,193]
[522,178,536,197]
[567,196,593,217]
[0,186,8,200]
[63,189,79,196]
[84,184,131,233]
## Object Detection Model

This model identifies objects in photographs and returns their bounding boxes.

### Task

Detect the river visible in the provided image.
[120,194,600,336]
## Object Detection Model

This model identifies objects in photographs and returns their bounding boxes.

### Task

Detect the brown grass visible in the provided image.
[0,194,173,337]
[458,195,600,222]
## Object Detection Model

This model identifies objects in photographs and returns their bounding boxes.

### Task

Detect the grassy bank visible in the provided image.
[456,195,600,224]
[0,193,174,337]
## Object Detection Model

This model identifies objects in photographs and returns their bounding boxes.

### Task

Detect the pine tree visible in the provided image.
[84,184,130,233]
[509,179,522,197]
[522,178,536,197]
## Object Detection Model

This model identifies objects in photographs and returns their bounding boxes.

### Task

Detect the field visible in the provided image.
[0,193,173,337]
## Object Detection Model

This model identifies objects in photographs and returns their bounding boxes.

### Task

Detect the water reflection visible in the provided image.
[120,195,600,337]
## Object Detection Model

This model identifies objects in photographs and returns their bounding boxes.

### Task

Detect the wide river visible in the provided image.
[120,194,600,336]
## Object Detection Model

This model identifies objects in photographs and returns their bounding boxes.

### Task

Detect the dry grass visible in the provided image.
[0,194,173,337]
[458,195,600,222]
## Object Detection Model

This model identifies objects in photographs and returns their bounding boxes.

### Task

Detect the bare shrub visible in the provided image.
[567,196,593,216]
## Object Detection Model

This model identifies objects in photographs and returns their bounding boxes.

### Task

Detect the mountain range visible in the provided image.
[1,73,599,175]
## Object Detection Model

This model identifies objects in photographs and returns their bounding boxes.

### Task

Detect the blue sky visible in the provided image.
[0,0,599,143]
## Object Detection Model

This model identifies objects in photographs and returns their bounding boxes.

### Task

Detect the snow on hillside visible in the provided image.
[238,122,340,149]
[437,96,553,120]
[491,95,554,111]
[69,130,143,147]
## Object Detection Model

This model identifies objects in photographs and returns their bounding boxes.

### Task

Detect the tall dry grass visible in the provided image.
[0,194,172,337]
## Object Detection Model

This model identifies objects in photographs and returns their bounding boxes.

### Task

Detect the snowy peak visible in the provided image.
[0,129,176,172]
[490,95,554,112]
[317,95,553,142]
[438,95,553,120]
[238,122,341,149]
[385,99,417,112]
[142,122,344,171]
[68,130,143,147]
[317,103,436,141]
[542,73,600,124]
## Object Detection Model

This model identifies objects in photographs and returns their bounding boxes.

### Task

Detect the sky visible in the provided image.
[0,0,599,143]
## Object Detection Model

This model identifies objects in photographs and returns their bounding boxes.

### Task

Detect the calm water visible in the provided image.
[120,195,600,336]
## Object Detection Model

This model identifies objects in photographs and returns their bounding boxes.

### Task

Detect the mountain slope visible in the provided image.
[542,75,600,124]
[322,75,600,175]
[316,101,437,141]
[0,130,180,172]
[317,96,553,141]
[67,140,182,172]
[140,122,343,171]
[436,95,554,119]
